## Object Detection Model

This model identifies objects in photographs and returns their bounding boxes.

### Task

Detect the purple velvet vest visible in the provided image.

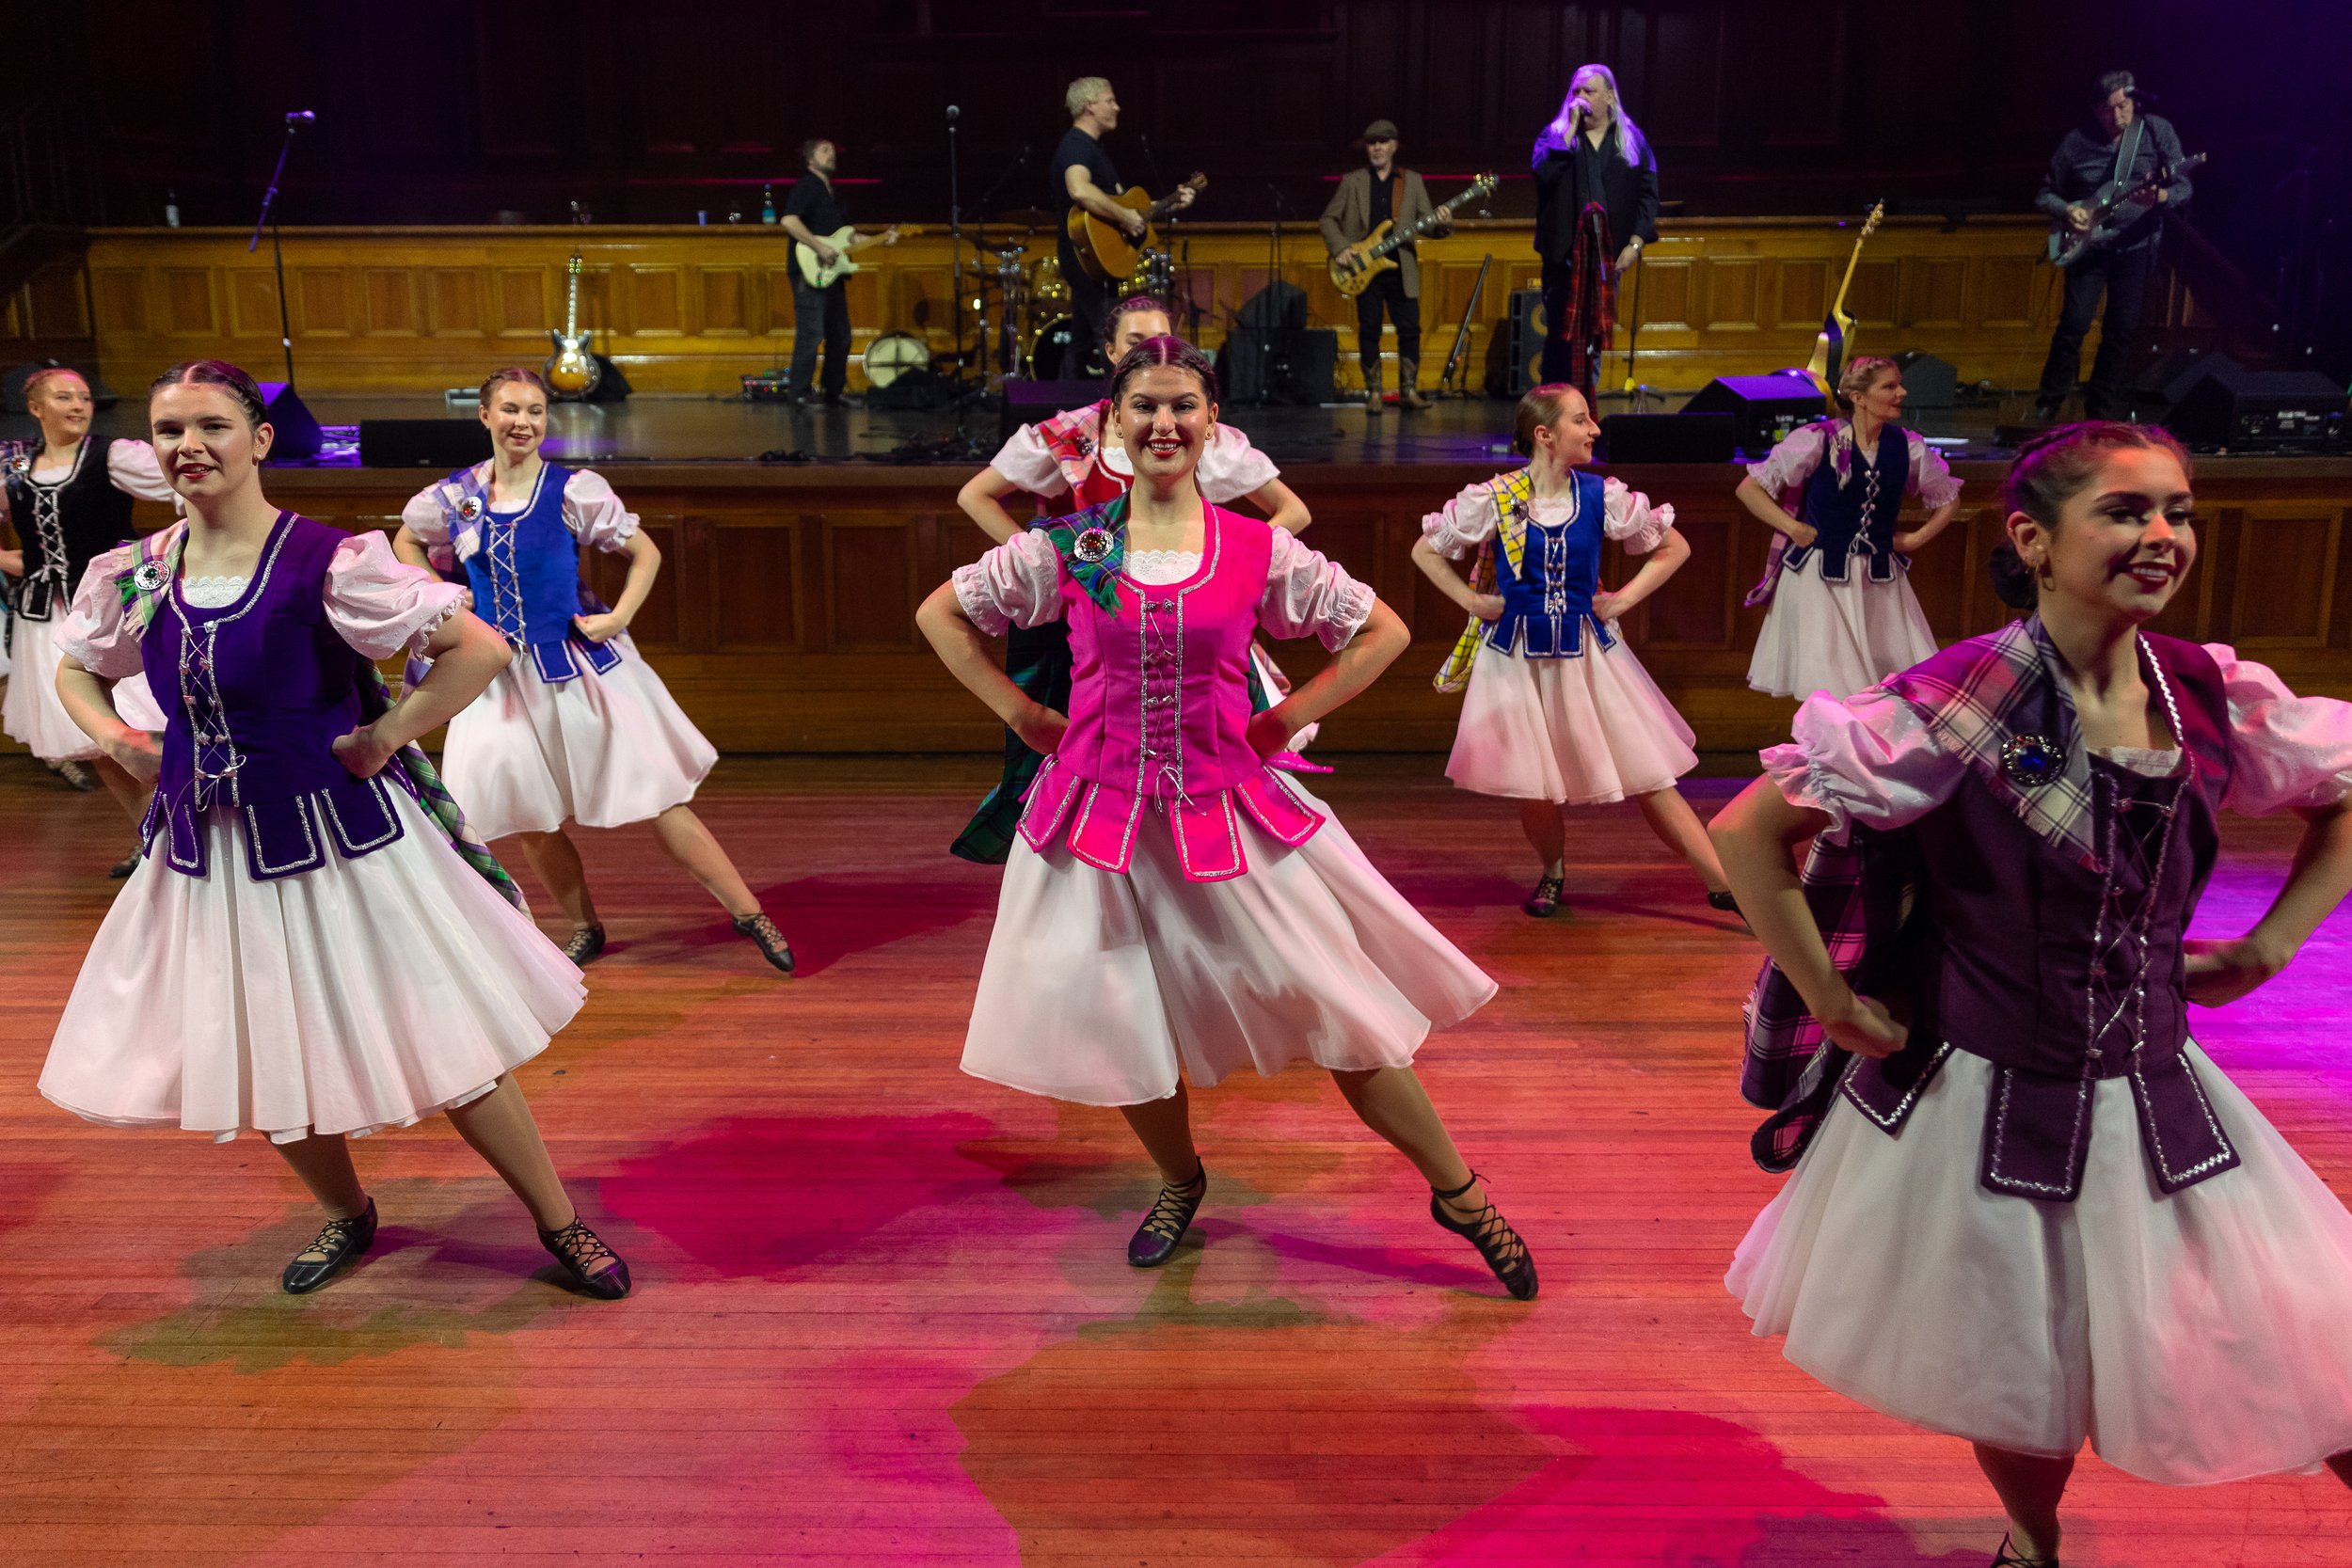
[1848,632,2241,1199]
[139,512,412,881]
[1018,504,1323,881]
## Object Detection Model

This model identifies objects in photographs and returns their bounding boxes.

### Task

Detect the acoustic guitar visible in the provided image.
[544,254,600,400]
[1329,173,1495,297]
[794,224,911,289]
[1802,201,1883,415]
[1066,173,1207,283]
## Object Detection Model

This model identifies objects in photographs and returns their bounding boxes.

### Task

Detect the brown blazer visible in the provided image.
[1319,166,1438,297]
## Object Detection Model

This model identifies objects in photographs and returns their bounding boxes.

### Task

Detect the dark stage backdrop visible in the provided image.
[9,1,2348,364]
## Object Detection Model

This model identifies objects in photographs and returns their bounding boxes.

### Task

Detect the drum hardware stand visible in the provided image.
[1434,254,1492,401]
[929,103,989,459]
[1255,182,1290,407]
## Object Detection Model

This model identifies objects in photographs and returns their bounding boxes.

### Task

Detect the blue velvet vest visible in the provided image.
[1781,421,1909,585]
[447,462,621,683]
[139,512,413,881]
[1484,467,1617,659]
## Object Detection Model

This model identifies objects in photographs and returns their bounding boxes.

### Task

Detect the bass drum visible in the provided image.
[862,332,930,388]
[1028,316,1104,383]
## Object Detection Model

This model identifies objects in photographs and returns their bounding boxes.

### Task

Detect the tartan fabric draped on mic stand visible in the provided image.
[1558,201,1616,403]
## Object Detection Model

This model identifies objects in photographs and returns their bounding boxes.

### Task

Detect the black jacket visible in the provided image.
[1531,121,1659,263]
[2035,113,2191,253]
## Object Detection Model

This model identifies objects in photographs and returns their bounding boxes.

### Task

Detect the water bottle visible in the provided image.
[760,184,777,224]
[164,191,180,228]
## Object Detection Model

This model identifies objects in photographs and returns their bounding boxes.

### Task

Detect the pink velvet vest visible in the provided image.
[1018,504,1324,881]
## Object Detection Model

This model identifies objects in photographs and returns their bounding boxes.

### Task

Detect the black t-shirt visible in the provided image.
[1051,126,1121,230]
[785,174,848,261]
[1368,168,1396,229]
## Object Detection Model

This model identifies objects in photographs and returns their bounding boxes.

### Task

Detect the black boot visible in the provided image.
[732,912,795,974]
[281,1197,378,1294]
[1431,1173,1537,1300]
[1127,1163,1207,1268]
[539,1215,632,1299]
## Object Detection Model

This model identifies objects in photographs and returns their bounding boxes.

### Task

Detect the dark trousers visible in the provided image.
[1353,268,1421,380]
[1062,242,1113,378]
[2036,242,2156,418]
[789,277,850,396]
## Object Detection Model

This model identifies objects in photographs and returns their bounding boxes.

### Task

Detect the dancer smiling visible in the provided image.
[41,358,628,1299]
[920,337,1534,1298]
[393,367,791,972]
[1715,423,2352,1565]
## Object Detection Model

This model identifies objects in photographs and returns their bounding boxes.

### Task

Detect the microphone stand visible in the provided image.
[247,119,303,389]
[1259,182,1287,406]
[946,107,969,394]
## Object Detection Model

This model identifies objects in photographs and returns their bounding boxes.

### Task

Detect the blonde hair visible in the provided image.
[479,366,550,405]
[1512,382,1586,456]
[1834,355,1899,414]
[23,365,87,404]
[1065,76,1111,119]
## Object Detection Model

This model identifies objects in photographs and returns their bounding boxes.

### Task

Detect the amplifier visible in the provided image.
[358,419,492,469]
[1600,412,1735,465]
[1681,371,1826,456]
[2166,367,2347,451]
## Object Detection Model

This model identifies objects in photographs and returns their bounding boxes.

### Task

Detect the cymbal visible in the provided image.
[993,207,1055,228]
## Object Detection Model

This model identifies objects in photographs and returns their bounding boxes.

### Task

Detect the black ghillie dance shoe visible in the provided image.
[539,1216,631,1299]
[732,912,795,974]
[1431,1173,1537,1300]
[1126,1164,1207,1268]
[281,1197,378,1294]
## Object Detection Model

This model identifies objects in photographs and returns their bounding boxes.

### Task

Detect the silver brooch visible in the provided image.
[4,453,25,477]
[2000,734,2063,788]
[1073,527,1114,564]
[131,560,169,593]
[1073,436,1097,459]
[455,495,484,523]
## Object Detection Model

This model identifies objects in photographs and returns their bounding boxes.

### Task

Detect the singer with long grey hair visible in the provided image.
[1530,64,1659,389]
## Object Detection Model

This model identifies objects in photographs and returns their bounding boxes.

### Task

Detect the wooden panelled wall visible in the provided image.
[78,218,2200,397]
[84,459,2352,758]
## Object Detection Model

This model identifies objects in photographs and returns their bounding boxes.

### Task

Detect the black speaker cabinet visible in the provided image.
[2137,348,2240,406]
[358,419,493,469]
[1287,327,1339,404]
[1505,288,1547,396]
[1682,371,1826,456]
[1599,412,1735,465]
[258,381,326,463]
[1891,351,1959,409]
[2166,367,2347,451]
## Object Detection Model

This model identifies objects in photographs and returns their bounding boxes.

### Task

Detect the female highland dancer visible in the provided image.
[42,359,629,1299]
[1739,355,1963,701]
[951,293,1311,863]
[1413,383,1733,919]
[919,336,1535,1298]
[1713,422,2352,1566]
[2,366,176,855]
[393,367,791,973]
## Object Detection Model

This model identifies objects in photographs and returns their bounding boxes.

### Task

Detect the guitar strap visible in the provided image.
[2109,119,2145,189]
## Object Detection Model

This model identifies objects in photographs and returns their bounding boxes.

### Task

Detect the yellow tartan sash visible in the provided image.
[1433,467,1536,693]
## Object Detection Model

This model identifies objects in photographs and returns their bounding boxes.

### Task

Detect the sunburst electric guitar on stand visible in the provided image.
[545,253,600,400]
[1801,200,1883,415]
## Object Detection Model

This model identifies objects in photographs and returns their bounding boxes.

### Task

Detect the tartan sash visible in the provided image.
[1433,468,1535,693]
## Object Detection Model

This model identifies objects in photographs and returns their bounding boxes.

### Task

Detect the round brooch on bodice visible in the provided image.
[1073,527,1114,564]
[131,560,168,593]
[2000,733,2064,789]
[455,495,485,523]
[3,452,26,478]
[1072,435,1097,460]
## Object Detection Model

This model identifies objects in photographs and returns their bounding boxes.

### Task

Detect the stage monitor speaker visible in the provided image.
[2136,348,2240,407]
[1000,377,1102,444]
[1600,412,1735,466]
[358,419,493,469]
[1497,288,1546,396]
[257,381,324,463]
[2165,367,2347,451]
[1891,351,1959,409]
[1682,371,1825,456]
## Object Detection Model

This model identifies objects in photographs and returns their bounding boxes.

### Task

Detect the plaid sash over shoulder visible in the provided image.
[1432,468,1535,694]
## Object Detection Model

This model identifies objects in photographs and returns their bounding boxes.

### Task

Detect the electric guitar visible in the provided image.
[2049,152,2204,268]
[544,254,600,399]
[1802,201,1883,414]
[1328,173,1496,297]
[794,224,911,289]
[1066,173,1207,283]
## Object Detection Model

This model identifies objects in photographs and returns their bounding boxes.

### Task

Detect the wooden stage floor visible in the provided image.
[5,753,2351,1565]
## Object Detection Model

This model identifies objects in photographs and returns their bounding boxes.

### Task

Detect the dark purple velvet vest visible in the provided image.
[138,512,411,881]
[1847,632,2241,1199]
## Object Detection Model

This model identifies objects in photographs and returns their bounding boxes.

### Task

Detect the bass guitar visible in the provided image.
[544,253,600,400]
[794,224,910,289]
[2049,151,2204,268]
[1066,172,1207,283]
[1802,201,1883,414]
[1328,173,1496,297]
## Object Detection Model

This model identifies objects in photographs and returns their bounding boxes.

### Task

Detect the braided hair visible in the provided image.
[150,359,267,429]
[1987,420,2193,610]
[1106,334,1220,408]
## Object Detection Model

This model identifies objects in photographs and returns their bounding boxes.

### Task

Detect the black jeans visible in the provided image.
[1061,241,1112,379]
[1353,268,1421,380]
[2036,242,2156,418]
[789,277,850,396]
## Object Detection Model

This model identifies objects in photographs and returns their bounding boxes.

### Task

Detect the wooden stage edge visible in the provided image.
[45,450,2340,758]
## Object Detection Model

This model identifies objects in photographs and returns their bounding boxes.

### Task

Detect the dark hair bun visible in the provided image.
[1988,538,2038,611]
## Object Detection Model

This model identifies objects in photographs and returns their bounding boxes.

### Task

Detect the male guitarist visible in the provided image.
[1319,119,1449,414]
[782,137,861,406]
[1054,77,1194,376]
[2032,70,2193,421]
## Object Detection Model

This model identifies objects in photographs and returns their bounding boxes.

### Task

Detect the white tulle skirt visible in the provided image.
[962,783,1497,1106]
[1727,1044,2352,1485]
[1,615,167,760]
[1445,634,1697,804]
[440,641,717,842]
[40,787,584,1144]
[1746,557,1939,701]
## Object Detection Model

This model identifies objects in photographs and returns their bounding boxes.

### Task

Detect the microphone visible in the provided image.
[286,110,316,124]
[946,104,961,122]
